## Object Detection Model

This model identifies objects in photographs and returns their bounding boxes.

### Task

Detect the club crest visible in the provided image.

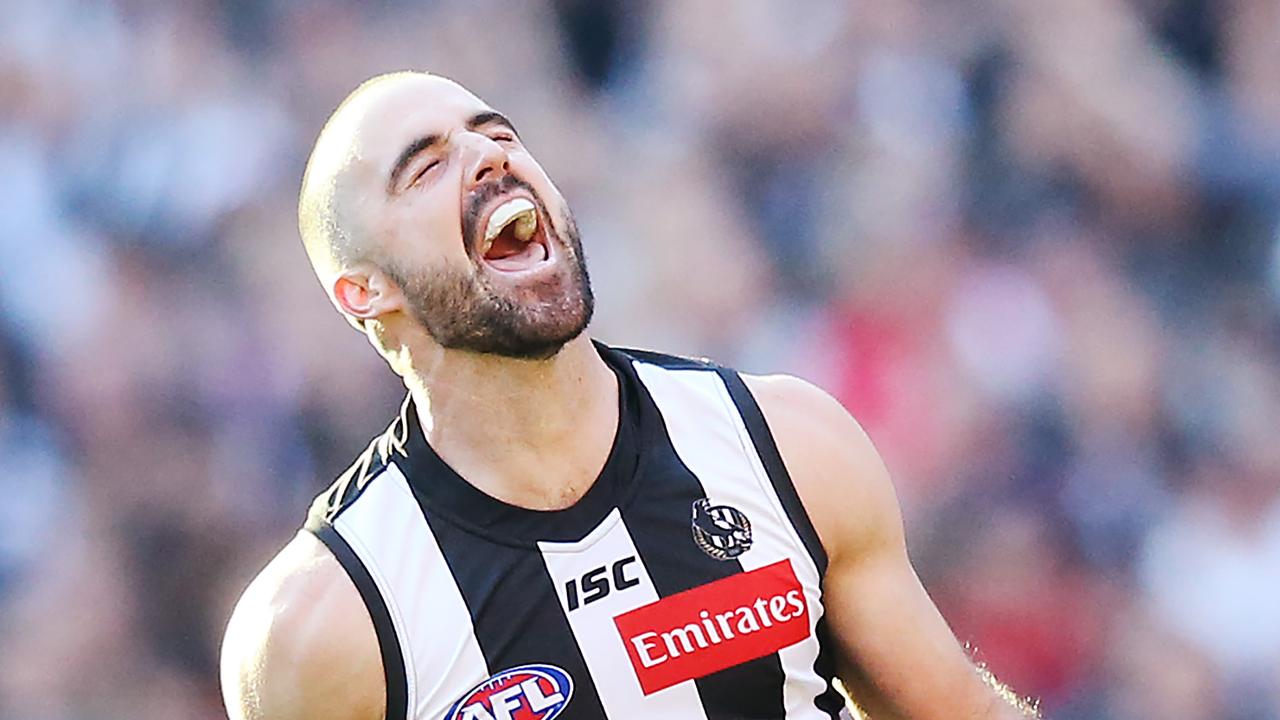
[691,498,752,560]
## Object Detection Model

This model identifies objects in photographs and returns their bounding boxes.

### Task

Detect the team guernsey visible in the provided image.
[305,344,848,720]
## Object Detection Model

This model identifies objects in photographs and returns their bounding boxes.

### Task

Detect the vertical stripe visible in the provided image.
[420,504,609,719]
[625,364,789,720]
[634,362,837,719]
[714,369,828,576]
[538,509,710,719]
[307,523,409,720]
[714,370,846,718]
[330,464,490,720]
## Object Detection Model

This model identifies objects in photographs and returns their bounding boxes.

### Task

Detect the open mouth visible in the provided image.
[476,196,552,273]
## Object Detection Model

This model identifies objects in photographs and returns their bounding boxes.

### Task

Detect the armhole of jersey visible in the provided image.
[714,368,830,578]
[305,521,411,720]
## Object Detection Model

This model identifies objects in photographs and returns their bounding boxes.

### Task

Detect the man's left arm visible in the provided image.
[742,374,1037,720]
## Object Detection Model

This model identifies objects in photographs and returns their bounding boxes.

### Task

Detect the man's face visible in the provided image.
[349,75,592,359]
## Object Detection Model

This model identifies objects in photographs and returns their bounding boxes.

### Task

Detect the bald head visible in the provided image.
[297,71,490,282]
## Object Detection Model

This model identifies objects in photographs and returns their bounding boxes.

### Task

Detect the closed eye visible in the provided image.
[411,159,441,185]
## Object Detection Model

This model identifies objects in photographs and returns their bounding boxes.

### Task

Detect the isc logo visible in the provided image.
[442,664,574,720]
[563,555,639,611]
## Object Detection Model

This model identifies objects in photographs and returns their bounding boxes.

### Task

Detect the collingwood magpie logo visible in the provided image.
[691,498,752,560]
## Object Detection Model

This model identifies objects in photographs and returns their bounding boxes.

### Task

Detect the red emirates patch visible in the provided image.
[613,559,810,695]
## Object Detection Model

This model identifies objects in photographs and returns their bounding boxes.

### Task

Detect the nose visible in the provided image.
[462,133,509,189]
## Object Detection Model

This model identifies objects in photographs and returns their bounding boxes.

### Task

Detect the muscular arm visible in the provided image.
[743,375,1036,720]
[221,531,386,720]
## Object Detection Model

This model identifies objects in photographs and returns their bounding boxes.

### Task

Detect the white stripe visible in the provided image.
[539,509,710,720]
[333,463,490,720]
[633,362,830,719]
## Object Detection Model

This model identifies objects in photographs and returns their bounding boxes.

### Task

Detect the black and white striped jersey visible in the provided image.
[305,344,848,720]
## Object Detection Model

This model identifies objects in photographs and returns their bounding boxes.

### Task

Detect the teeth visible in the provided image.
[513,210,537,241]
[484,197,538,246]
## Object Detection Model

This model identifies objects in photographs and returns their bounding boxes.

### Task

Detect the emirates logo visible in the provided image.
[613,559,810,694]
[691,498,752,560]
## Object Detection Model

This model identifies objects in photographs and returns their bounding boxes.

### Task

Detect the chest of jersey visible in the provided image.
[418,483,827,720]
[310,350,842,719]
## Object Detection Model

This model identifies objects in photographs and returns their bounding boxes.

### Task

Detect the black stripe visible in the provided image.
[812,616,848,718]
[715,369,843,718]
[622,372,789,720]
[419,509,609,719]
[307,524,409,720]
[715,368,829,577]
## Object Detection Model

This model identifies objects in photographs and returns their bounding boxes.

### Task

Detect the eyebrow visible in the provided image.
[387,111,521,193]
[388,133,443,193]
[466,110,519,137]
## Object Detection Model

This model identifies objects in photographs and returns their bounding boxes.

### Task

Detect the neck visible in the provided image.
[403,335,619,510]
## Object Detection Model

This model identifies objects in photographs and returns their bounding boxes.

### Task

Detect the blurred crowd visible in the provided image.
[3,0,1280,717]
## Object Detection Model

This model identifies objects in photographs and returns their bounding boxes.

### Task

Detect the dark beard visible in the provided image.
[380,199,594,360]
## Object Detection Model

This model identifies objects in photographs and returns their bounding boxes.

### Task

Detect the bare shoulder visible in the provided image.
[739,373,905,567]
[220,531,385,720]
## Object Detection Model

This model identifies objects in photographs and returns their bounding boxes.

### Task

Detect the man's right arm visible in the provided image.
[221,531,386,720]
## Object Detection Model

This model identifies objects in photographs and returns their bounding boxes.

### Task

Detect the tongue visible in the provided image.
[484,225,528,260]
[485,237,548,272]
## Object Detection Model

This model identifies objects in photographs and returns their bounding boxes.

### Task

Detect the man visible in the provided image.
[220,71,1036,720]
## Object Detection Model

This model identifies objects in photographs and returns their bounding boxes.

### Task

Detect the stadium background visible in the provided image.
[3,0,1280,717]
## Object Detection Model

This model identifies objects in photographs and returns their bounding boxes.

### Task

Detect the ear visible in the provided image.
[332,265,405,324]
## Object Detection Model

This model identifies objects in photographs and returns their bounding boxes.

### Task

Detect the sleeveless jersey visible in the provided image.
[305,344,847,720]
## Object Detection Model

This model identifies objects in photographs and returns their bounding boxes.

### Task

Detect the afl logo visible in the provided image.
[691,498,752,560]
[443,664,573,720]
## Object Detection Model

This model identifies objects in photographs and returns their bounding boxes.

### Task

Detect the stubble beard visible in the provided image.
[380,203,595,361]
